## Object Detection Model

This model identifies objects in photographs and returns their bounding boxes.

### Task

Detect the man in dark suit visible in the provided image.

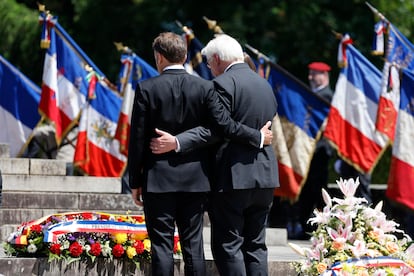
[151,34,279,276]
[128,32,273,276]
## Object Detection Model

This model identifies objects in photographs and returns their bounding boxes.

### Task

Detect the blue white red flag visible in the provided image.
[115,53,158,156]
[324,42,388,174]
[74,79,126,177]
[385,69,414,211]
[39,15,87,144]
[39,12,106,144]
[375,24,414,142]
[39,11,128,176]
[265,62,330,199]
[0,55,41,157]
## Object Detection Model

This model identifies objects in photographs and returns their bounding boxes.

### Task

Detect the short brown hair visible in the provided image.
[152,32,187,63]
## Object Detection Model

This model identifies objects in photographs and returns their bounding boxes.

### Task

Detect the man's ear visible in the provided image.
[155,52,161,63]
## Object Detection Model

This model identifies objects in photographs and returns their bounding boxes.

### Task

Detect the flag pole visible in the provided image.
[365,3,414,55]
[113,42,134,97]
[365,2,389,24]
[175,20,183,29]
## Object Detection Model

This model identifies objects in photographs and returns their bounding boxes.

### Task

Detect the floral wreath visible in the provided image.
[3,211,181,268]
[289,178,414,276]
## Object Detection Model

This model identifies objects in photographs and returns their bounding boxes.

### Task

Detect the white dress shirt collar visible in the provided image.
[163,64,185,71]
[224,61,244,72]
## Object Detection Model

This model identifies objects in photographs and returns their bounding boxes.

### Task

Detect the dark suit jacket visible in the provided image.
[128,68,262,193]
[178,63,280,192]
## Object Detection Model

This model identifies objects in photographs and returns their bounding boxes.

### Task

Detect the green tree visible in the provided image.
[0,0,42,83]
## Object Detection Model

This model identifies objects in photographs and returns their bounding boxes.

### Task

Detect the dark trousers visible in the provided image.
[209,188,274,276]
[144,192,208,276]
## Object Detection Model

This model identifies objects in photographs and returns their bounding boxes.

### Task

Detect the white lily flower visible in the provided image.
[336,177,359,198]
[322,188,332,208]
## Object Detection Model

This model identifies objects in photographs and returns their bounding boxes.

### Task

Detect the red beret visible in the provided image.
[308,62,331,72]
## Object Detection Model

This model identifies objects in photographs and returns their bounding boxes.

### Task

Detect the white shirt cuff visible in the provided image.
[260,132,264,148]
[175,137,181,152]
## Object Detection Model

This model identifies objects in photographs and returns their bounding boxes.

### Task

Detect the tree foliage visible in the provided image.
[4,0,414,83]
[2,0,414,183]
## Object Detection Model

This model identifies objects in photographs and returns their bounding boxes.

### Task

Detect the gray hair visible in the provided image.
[201,34,244,62]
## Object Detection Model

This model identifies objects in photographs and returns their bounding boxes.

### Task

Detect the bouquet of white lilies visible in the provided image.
[290,178,414,275]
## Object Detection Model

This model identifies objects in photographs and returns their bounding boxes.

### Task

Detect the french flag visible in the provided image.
[375,24,414,142]
[385,69,414,211]
[114,53,158,156]
[0,55,41,157]
[39,12,105,145]
[266,63,330,199]
[74,79,126,177]
[39,24,88,144]
[324,42,388,174]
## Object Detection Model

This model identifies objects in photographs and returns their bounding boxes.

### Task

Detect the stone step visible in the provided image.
[202,227,287,246]
[0,224,17,243]
[2,174,122,193]
[0,143,10,158]
[0,257,299,276]
[0,191,142,225]
[0,158,66,176]
[1,191,139,210]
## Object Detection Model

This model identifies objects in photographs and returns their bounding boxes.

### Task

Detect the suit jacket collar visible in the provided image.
[162,68,187,75]
[225,62,249,72]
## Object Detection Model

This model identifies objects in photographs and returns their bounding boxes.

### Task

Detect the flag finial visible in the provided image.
[337,33,353,68]
[37,3,45,12]
[203,16,224,34]
[114,42,132,54]
[38,7,56,49]
[331,30,343,40]
[366,2,389,24]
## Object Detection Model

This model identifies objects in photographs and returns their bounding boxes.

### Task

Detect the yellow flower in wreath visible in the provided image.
[126,246,137,259]
[112,233,128,244]
[143,239,151,251]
